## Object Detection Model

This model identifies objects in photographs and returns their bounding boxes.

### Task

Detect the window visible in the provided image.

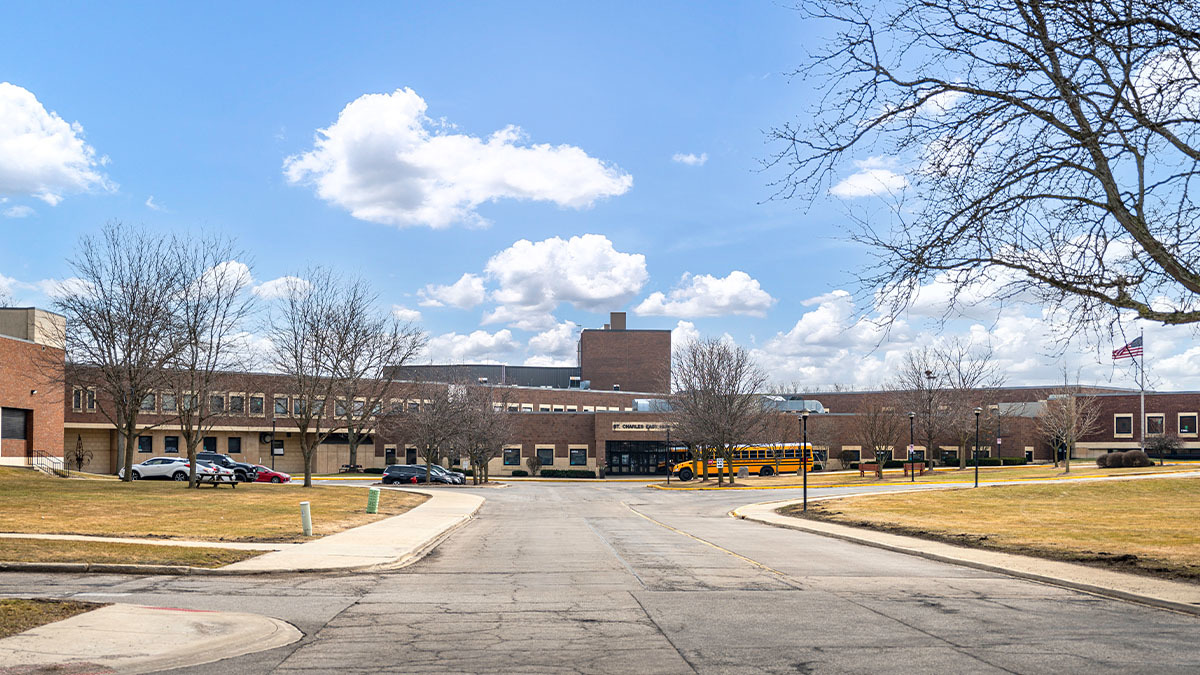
[313,398,325,416]
[228,394,245,414]
[140,393,156,412]
[1146,414,1165,436]
[352,400,365,418]
[408,401,420,412]
[161,394,177,413]
[539,404,551,412]
[336,399,348,417]
[209,395,225,414]
[182,394,197,411]
[137,435,153,453]
[249,395,264,415]
[1,408,29,440]
[521,404,533,412]
[72,388,82,412]
[552,405,564,413]
[203,437,217,452]
[566,405,577,412]
[583,406,594,412]
[570,448,587,466]
[1179,413,1197,436]
[164,436,179,453]
[1114,414,1133,437]
[292,397,305,416]
[503,448,520,465]
[85,388,96,412]
[507,403,519,412]
[537,447,554,466]
[228,437,242,454]
[274,396,288,416]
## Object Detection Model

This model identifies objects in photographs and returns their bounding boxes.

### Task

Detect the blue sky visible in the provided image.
[1,2,1192,389]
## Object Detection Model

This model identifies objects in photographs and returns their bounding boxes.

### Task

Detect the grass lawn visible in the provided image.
[0,467,427,543]
[0,538,264,567]
[782,477,1200,580]
[660,462,1197,489]
[0,598,101,639]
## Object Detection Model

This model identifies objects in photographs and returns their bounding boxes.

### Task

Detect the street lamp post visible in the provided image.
[909,411,916,483]
[974,407,982,488]
[271,419,277,471]
[801,411,809,512]
[665,425,671,486]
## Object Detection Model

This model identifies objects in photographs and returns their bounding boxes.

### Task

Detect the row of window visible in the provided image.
[495,403,633,413]
[502,447,589,466]
[1114,413,1197,437]
[138,435,243,454]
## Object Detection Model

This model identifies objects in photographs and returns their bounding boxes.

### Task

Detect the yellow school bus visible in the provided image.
[671,443,815,481]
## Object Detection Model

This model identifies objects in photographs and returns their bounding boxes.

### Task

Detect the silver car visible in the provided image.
[119,456,221,481]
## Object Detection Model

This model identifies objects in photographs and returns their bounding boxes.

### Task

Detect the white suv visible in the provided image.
[119,457,221,481]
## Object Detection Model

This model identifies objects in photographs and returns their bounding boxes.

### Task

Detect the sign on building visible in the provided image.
[611,421,670,432]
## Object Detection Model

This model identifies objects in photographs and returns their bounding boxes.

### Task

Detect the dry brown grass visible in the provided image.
[784,477,1200,580]
[0,538,263,567]
[0,598,101,639]
[0,467,426,542]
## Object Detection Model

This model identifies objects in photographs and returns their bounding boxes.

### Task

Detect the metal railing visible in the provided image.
[28,450,69,478]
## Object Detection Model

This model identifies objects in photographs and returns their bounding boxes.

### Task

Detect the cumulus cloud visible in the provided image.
[527,321,579,362]
[391,305,422,322]
[634,270,775,318]
[0,82,113,205]
[3,205,33,218]
[671,320,700,349]
[672,152,708,166]
[424,329,519,363]
[829,156,907,198]
[483,234,648,330]
[252,276,312,300]
[283,87,633,228]
[418,273,486,309]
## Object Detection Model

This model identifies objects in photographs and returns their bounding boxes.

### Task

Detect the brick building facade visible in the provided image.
[0,309,65,465]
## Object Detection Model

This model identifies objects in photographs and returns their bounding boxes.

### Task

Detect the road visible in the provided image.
[2,481,1197,674]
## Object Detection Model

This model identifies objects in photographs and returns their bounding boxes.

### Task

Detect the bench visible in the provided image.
[340,464,363,474]
[858,463,882,478]
[903,462,931,477]
[193,474,238,488]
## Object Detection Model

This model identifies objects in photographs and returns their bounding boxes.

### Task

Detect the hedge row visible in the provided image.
[1096,450,1153,468]
[539,469,597,478]
[849,460,932,470]
[509,470,529,477]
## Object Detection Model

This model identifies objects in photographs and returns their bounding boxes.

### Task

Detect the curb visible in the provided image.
[650,467,1200,491]
[732,495,1200,617]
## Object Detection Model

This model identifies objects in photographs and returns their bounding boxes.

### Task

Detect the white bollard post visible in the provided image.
[300,501,313,536]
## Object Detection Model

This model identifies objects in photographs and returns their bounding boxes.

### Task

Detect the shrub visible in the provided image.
[1000,457,1028,465]
[510,470,528,477]
[1095,454,1110,468]
[364,467,384,475]
[961,457,1003,467]
[539,469,596,478]
[525,455,542,476]
[1123,449,1153,467]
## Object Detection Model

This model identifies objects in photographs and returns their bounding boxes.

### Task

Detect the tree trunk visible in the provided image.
[120,414,138,482]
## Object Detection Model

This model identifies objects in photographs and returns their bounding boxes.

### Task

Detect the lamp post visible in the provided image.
[801,411,809,512]
[909,411,916,483]
[665,424,671,486]
[271,419,277,471]
[974,407,982,488]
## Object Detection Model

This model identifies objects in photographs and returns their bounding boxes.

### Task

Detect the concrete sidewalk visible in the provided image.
[0,603,301,674]
[220,487,484,573]
[734,496,1200,616]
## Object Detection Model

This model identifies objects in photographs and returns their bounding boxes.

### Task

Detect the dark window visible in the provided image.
[72,388,82,411]
[336,399,348,417]
[140,394,155,411]
[537,448,554,466]
[249,396,264,415]
[85,389,96,411]
[182,394,196,411]
[503,448,520,465]
[1180,414,1197,435]
[274,397,288,415]
[1115,415,1133,435]
[1147,415,1165,435]
[1,408,29,440]
[203,437,217,452]
[137,435,153,453]
[570,448,587,466]
[229,395,245,414]
[164,436,179,453]
[292,398,304,416]
[161,394,177,412]
[209,395,225,414]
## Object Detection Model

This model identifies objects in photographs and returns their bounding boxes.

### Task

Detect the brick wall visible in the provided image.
[0,335,64,461]
[579,329,671,394]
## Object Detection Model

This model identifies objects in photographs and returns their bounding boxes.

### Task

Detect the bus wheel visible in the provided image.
[677,467,693,482]
[759,466,774,477]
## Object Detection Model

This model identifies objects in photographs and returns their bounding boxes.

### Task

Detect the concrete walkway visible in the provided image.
[0,603,301,674]
[0,532,293,551]
[734,495,1200,616]
[221,488,484,573]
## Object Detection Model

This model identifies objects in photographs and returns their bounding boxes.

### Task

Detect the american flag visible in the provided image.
[1112,336,1143,360]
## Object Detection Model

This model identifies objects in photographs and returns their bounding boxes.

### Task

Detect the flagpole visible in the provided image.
[1139,327,1146,457]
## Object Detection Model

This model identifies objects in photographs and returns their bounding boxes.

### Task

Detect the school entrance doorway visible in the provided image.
[605,440,688,475]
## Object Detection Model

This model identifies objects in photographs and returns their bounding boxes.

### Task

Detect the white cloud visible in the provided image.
[424,329,519,363]
[0,82,113,204]
[252,276,312,300]
[483,234,648,330]
[527,321,579,362]
[634,270,775,318]
[391,305,422,323]
[40,276,96,300]
[671,320,700,349]
[672,152,708,166]
[145,195,166,211]
[3,205,33,218]
[418,273,485,309]
[829,156,908,198]
[283,87,633,228]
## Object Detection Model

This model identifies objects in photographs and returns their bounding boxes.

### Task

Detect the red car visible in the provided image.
[253,465,291,483]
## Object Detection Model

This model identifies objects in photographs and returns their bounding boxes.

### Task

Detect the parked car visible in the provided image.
[195,452,258,482]
[253,465,291,483]
[195,460,237,482]
[381,465,429,485]
[427,465,465,484]
[119,457,219,481]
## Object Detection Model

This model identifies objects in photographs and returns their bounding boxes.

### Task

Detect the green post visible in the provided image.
[366,487,380,514]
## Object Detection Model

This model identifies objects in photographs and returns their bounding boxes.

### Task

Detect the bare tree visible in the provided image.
[669,337,770,485]
[459,386,514,485]
[1037,372,1104,473]
[770,1,1200,333]
[327,292,425,471]
[389,381,466,483]
[848,394,906,476]
[892,347,951,465]
[160,238,254,486]
[53,224,191,480]
[938,339,1006,468]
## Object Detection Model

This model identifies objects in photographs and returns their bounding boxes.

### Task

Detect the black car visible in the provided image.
[196,452,258,482]
[382,465,429,485]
